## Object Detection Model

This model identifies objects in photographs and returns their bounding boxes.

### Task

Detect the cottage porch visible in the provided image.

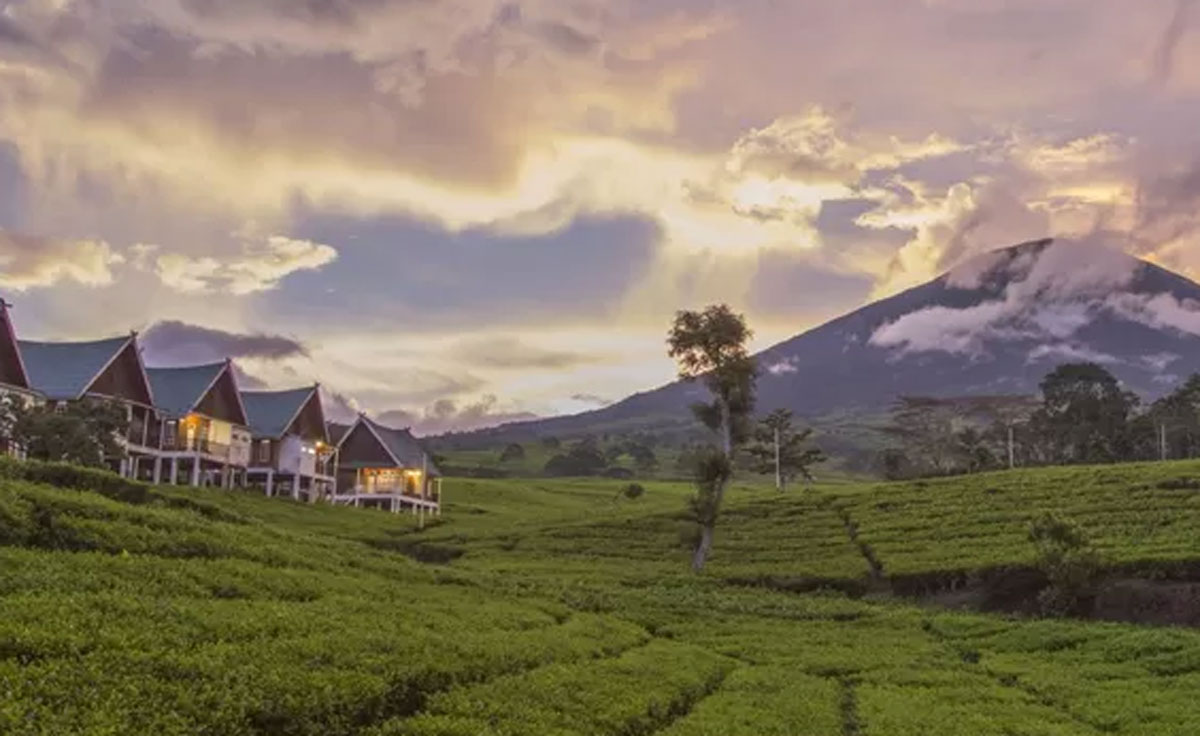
[331,466,442,515]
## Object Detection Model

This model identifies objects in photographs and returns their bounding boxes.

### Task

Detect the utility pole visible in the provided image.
[1160,423,1169,462]
[774,425,782,492]
[1007,423,1016,470]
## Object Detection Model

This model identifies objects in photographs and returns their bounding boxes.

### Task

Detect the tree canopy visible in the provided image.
[9,398,128,469]
[746,409,825,491]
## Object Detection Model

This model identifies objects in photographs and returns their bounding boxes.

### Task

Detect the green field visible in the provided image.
[5,459,1200,733]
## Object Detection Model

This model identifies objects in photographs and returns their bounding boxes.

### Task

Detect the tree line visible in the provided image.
[883,363,1200,479]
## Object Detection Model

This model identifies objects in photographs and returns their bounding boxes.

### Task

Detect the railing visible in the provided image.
[123,424,158,449]
[353,483,439,503]
[161,434,232,457]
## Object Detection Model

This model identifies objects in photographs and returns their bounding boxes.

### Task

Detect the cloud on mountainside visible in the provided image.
[870,237,1200,358]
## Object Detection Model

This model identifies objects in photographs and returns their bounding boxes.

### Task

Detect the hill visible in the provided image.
[9,459,1200,732]
[444,239,1200,451]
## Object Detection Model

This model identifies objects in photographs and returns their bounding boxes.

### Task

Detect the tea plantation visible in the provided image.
[5,458,1200,734]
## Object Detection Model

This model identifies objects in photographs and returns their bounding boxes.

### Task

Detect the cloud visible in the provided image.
[1107,292,1200,337]
[6,0,1200,426]
[870,238,1142,355]
[141,320,308,365]
[1153,0,1196,85]
[1028,343,1121,366]
[0,229,123,290]
[448,336,598,370]
[151,234,337,295]
[376,395,538,436]
[570,393,611,406]
[268,212,661,331]
[765,358,799,376]
[747,248,875,320]
[322,389,361,425]
[1018,134,1127,176]
[1143,352,1182,372]
[342,367,488,407]
[1129,160,1200,278]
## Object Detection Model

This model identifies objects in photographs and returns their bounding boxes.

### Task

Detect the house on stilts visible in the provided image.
[0,301,32,398]
[147,360,252,488]
[333,414,442,515]
[16,332,161,479]
[0,302,39,456]
[241,385,337,501]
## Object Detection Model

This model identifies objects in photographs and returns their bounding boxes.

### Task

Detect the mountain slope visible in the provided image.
[450,239,1200,446]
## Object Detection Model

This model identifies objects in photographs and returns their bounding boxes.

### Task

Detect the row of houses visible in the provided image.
[0,302,441,515]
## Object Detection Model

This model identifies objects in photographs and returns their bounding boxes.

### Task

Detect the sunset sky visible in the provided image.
[2,0,1200,433]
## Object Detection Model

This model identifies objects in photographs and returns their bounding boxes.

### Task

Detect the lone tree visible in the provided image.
[747,409,825,491]
[1031,363,1138,464]
[668,304,757,572]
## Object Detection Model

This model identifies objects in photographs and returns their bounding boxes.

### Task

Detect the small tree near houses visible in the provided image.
[668,304,757,573]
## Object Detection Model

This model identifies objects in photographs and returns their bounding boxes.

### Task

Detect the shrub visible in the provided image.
[543,438,607,477]
[498,443,526,463]
[1028,513,1103,617]
[623,483,645,500]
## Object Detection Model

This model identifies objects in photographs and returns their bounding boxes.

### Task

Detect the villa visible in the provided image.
[16,332,161,479]
[242,385,337,501]
[147,360,253,488]
[333,413,441,514]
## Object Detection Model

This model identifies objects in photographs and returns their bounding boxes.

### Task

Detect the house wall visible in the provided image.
[163,417,251,466]
[335,467,358,494]
[195,372,247,426]
[339,423,395,466]
[252,438,277,467]
[230,427,252,467]
[278,434,317,477]
[88,343,153,406]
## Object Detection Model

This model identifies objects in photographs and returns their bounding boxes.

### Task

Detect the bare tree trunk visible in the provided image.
[1008,424,1015,470]
[693,400,732,573]
[691,524,714,572]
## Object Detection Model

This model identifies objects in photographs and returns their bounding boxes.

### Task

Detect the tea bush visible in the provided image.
[6,460,1200,733]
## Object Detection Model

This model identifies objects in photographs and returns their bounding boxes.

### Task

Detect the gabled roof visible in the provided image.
[340,414,441,476]
[147,361,248,424]
[327,421,352,446]
[0,301,30,390]
[17,334,146,402]
[241,385,322,439]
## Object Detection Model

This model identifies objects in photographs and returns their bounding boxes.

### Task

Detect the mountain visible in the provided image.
[445,239,1200,448]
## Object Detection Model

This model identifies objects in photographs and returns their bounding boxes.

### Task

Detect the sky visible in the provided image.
[2,0,1200,434]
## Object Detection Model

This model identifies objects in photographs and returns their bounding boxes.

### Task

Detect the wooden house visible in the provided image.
[0,301,39,457]
[333,414,441,514]
[241,385,336,501]
[17,332,160,479]
[0,301,31,397]
[147,360,252,488]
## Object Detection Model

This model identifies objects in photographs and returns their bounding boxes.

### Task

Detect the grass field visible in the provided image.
[5,458,1200,733]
